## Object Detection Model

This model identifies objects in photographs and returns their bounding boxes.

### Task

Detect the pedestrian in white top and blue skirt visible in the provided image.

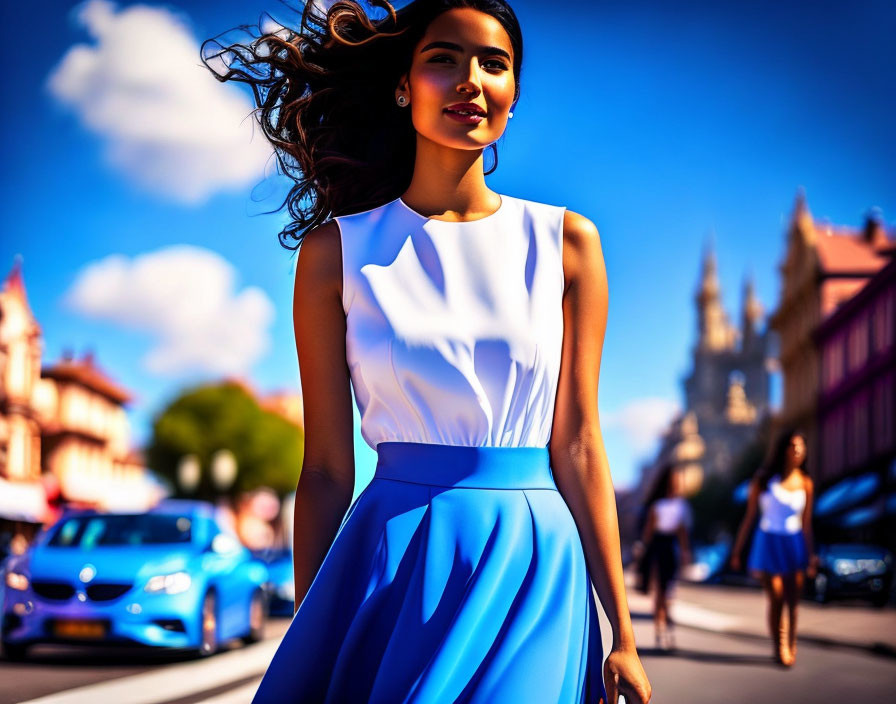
[731,427,817,667]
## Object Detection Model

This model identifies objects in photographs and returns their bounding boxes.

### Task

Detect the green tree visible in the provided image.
[146,381,304,498]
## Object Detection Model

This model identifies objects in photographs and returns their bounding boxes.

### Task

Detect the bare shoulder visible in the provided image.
[561,209,606,294]
[562,209,601,243]
[802,472,814,493]
[294,219,342,301]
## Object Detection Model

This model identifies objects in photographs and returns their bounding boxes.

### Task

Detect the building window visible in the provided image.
[847,314,869,373]
[822,408,845,481]
[823,334,845,391]
[871,287,895,356]
[872,370,896,455]
[846,392,870,469]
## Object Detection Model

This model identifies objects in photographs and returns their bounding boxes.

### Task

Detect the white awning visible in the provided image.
[0,476,48,523]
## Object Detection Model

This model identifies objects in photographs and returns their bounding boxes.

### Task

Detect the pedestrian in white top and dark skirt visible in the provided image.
[731,426,817,667]
[634,463,692,650]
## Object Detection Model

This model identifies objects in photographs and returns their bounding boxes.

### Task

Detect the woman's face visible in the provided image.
[398,8,516,151]
[786,434,806,467]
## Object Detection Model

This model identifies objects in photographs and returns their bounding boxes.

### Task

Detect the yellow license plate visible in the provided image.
[54,620,107,638]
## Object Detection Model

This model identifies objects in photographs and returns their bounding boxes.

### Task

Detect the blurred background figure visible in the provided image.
[634,462,692,650]
[730,426,816,667]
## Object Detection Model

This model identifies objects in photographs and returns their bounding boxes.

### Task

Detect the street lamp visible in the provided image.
[177,454,201,494]
[210,448,238,533]
[211,449,238,493]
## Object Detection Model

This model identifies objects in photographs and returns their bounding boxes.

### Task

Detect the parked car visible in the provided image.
[251,546,294,617]
[681,541,732,583]
[1,499,270,661]
[807,542,894,607]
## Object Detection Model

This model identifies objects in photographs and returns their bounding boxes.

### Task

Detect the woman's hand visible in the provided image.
[806,554,819,579]
[729,552,742,572]
[603,646,651,704]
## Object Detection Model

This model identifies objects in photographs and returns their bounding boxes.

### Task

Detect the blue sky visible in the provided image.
[3,0,894,494]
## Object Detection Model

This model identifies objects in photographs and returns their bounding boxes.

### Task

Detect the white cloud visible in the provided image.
[602,396,680,455]
[64,245,275,377]
[46,0,273,204]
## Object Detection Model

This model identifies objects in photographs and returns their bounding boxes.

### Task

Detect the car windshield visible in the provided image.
[47,514,193,548]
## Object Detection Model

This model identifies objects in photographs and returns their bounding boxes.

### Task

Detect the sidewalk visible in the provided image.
[623,572,896,657]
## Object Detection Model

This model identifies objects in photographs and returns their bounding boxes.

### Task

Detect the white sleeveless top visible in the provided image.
[758,475,807,534]
[333,193,567,450]
[652,497,691,534]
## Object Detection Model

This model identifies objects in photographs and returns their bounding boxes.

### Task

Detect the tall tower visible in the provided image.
[0,256,44,482]
[740,272,763,354]
[695,238,738,353]
[683,240,772,482]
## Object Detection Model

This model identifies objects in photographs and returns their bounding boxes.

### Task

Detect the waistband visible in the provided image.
[374,441,556,489]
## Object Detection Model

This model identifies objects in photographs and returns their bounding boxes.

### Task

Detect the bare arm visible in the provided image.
[731,480,761,569]
[678,500,692,563]
[291,220,356,614]
[677,522,691,565]
[802,476,817,575]
[549,210,651,704]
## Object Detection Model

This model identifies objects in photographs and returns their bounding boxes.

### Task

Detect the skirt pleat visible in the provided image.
[251,441,607,704]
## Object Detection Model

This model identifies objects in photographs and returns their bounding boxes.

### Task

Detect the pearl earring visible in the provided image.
[508,110,514,119]
[397,95,408,106]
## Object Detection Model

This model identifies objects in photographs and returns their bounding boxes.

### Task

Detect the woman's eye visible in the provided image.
[428,55,509,71]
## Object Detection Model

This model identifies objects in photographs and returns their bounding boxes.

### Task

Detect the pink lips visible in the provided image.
[443,103,486,125]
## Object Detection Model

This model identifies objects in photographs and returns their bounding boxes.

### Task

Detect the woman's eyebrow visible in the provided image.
[419,40,511,61]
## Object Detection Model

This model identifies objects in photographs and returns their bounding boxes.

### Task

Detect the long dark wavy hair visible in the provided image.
[200,0,523,251]
[644,461,677,509]
[754,425,808,491]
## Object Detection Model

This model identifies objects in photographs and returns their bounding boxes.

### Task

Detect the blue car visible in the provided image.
[808,543,894,607]
[251,546,294,617]
[682,541,732,584]
[1,499,269,661]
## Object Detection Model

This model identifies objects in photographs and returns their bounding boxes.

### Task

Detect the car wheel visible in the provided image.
[196,591,219,657]
[242,588,268,644]
[3,641,29,662]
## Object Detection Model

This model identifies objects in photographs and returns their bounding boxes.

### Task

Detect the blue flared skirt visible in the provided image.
[747,527,809,576]
[251,441,607,704]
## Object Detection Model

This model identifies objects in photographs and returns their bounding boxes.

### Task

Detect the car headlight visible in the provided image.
[5,571,29,591]
[144,571,192,595]
[856,558,887,576]
[833,559,861,576]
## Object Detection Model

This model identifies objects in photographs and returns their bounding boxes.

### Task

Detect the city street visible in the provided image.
[620,580,896,703]
[0,619,289,704]
[2,581,894,703]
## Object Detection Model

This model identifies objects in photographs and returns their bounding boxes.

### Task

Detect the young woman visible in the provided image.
[635,464,691,651]
[204,2,650,702]
[730,427,817,667]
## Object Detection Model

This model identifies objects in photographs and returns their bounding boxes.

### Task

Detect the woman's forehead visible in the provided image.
[419,8,513,58]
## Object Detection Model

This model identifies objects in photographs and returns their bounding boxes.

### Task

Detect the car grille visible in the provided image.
[31,581,133,602]
[86,583,133,601]
[32,581,76,601]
